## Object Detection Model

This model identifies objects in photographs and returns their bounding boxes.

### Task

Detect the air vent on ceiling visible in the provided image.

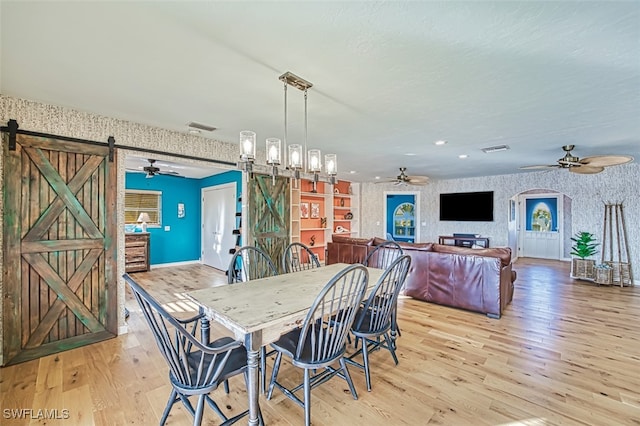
[481,145,510,153]
[187,121,217,132]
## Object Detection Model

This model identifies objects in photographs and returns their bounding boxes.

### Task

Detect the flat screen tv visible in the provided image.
[439,191,494,222]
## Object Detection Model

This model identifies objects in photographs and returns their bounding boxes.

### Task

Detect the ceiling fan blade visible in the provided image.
[570,165,604,174]
[158,171,184,178]
[579,155,634,168]
[519,164,560,170]
[407,176,429,184]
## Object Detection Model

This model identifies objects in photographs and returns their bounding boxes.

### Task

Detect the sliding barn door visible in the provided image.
[2,132,117,365]
[247,175,290,272]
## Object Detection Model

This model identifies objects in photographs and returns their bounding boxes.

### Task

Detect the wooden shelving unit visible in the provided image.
[332,180,359,238]
[290,178,359,262]
[230,195,242,255]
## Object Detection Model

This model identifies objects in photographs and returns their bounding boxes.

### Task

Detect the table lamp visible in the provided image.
[137,212,151,232]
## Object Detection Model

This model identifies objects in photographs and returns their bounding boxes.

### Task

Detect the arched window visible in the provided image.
[393,202,415,239]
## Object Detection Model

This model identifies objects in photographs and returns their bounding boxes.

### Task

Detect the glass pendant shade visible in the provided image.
[266,138,281,165]
[239,130,256,161]
[308,149,321,173]
[289,144,303,169]
[325,154,337,175]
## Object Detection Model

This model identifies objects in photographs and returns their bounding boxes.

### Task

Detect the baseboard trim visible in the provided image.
[150,260,200,269]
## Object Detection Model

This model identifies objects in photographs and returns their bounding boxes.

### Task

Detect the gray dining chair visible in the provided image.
[266,264,369,426]
[363,240,403,269]
[227,246,278,284]
[363,240,404,341]
[123,273,260,426]
[227,245,278,394]
[346,255,411,391]
[282,242,321,273]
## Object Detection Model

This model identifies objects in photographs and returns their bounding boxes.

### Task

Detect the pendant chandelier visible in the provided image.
[237,71,337,188]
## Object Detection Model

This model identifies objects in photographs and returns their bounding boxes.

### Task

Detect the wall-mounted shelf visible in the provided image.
[290,179,360,262]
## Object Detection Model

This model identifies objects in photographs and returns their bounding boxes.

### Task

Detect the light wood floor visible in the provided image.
[2,258,640,425]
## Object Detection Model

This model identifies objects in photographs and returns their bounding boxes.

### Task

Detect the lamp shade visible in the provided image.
[325,154,337,175]
[266,138,281,165]
[137,212,151,223]
[288,144,303,169]
[308,149,321,173]
[239,130,256,161]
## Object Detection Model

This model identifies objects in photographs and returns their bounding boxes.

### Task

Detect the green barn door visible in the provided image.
[246,174,290,272]
[2,132,117,365]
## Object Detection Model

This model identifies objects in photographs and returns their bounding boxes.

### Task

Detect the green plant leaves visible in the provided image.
[570,231,599,259]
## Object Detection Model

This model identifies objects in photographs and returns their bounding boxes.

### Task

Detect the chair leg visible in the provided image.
[160,389,179,425]
[362,337,372,391]
[303,368,311,426]
[267,351,282,400]
[339,358,358,400]
[260,347,267,394]
[193,395,206,426]
[384,332,399,365]
[224,380,230,394]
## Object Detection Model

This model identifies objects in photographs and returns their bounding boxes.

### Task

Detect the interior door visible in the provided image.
[247,174,290,271]
[519,194,562,259]
[2,131,117,365]
[201,183,236,271]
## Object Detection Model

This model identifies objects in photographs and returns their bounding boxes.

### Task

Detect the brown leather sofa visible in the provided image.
[326,236,516,318]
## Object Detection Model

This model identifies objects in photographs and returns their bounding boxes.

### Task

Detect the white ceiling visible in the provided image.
[2,1,639,182]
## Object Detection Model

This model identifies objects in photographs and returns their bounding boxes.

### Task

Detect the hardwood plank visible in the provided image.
[2,260,640,425]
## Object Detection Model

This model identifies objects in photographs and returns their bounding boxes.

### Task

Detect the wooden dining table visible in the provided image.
[185,262,384,426]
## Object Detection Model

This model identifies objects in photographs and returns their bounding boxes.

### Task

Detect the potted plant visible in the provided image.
[570,231,598,280]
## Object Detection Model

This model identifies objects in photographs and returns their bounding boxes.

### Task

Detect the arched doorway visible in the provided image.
[516,190,571,260]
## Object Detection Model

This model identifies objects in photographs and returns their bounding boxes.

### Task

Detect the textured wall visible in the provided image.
[361,164,639,282]
[0,95,237,365]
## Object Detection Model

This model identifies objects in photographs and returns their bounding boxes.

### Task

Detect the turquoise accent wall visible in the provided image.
[126,173,201,264]
[125,170,242,266]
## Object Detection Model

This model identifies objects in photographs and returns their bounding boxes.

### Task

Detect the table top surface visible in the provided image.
[186,263,384,335]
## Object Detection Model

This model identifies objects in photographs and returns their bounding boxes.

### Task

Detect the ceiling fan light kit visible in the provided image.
[132,159,183,178]
[521,145,633,174]
[375,167,429,186]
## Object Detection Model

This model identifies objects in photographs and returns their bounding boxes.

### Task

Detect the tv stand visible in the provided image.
[438,235,489,248]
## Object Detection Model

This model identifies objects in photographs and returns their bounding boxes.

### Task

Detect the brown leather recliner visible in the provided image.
[326,236,516,318]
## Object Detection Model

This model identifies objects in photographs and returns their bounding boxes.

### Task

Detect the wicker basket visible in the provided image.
[571,259,595,280]
[594,267,613,285]
[604,261,631,286]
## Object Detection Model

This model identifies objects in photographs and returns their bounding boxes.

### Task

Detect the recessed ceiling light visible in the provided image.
[375,176,381,180]
[404,153,417,156]
[349,170,357,174]
[458,154,468,159]
[434,140,447,146]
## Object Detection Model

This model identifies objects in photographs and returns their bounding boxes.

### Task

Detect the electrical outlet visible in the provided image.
[164,226,170,231]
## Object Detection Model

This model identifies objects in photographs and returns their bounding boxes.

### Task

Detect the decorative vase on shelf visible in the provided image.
[310,235,316,246]
[340,198,345,207]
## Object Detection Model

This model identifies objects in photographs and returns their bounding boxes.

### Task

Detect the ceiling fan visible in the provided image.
[129,159,182,178]
[376,167,429,185]
[520,145,633,174]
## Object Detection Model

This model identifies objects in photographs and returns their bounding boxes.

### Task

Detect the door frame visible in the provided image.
[517,192,564,260]
[201,182,236,271]
[383,191,421,243]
